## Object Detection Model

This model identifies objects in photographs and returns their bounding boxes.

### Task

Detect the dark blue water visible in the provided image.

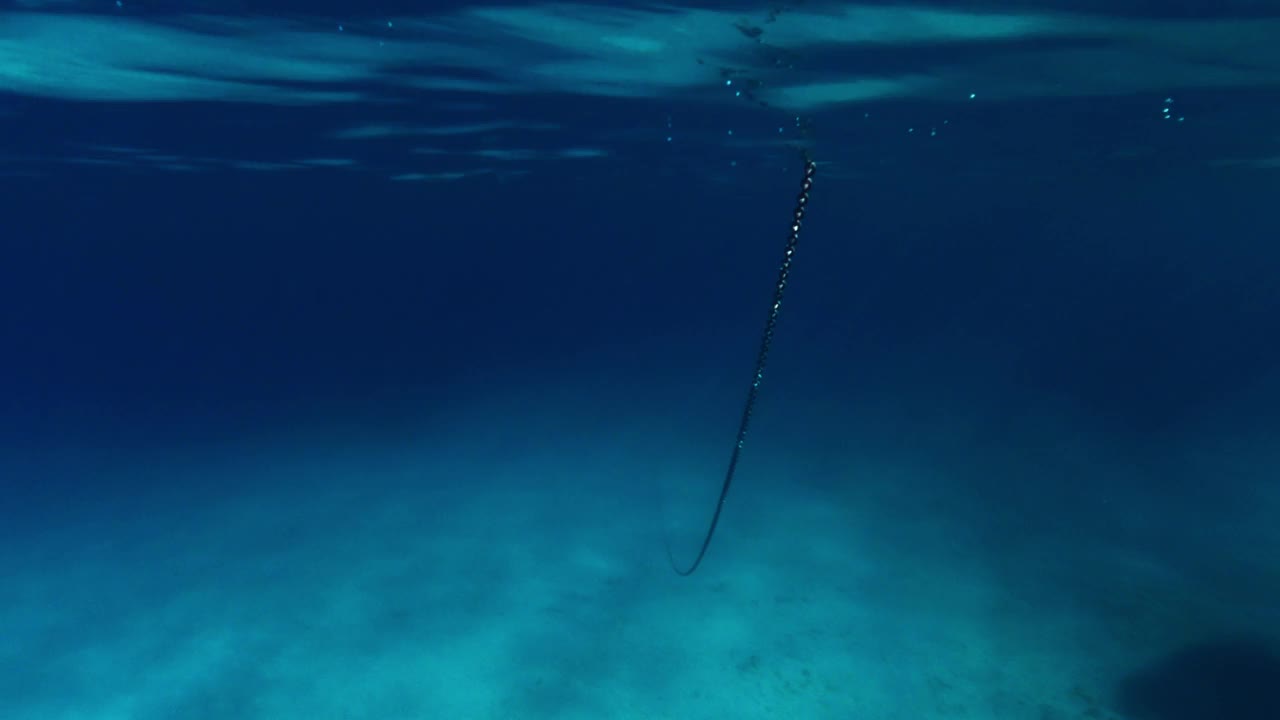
[2,2,1278,718]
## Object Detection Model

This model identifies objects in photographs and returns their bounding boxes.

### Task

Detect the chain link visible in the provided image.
[669,154,817,576]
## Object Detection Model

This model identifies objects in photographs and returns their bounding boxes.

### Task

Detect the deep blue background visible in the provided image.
[2,5,1279,459]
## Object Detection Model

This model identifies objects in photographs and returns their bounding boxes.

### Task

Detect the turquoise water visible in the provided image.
[2,2,1279,718]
